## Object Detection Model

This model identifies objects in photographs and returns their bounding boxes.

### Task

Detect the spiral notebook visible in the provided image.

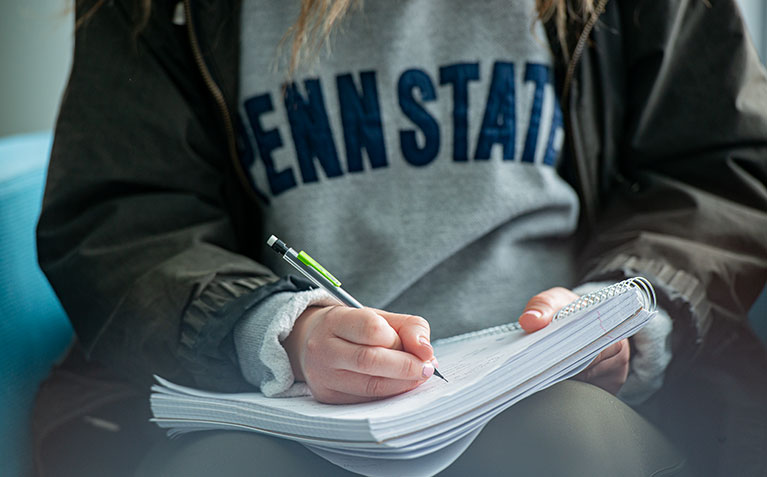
[151,278,657,477]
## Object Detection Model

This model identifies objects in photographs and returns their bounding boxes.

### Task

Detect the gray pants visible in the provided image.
[137,381,685,476]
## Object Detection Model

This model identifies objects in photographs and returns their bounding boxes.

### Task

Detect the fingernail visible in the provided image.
[521,310,542,321]
[431,358,439,369]
[422,362,435,378]
[419,336,433,350]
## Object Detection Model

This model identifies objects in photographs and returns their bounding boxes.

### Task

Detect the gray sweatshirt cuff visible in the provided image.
[233,288,336,397]
[573,281,673,405]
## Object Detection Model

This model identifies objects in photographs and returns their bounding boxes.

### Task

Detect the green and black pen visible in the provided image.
[267,235,447,382]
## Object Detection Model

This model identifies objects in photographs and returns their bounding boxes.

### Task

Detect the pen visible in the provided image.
[267,235,447,382]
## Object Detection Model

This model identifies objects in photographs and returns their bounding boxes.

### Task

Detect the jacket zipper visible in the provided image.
[561,0,610,229]
[183,0,262,203]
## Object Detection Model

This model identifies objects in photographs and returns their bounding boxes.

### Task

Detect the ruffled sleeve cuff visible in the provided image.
[233,288,336,397]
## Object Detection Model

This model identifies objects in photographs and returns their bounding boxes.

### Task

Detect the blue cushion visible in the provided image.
[0,132,73,477]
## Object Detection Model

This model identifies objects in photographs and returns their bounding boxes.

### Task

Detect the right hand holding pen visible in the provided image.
[283,305,436,404]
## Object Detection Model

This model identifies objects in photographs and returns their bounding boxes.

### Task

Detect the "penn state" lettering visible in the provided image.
[237,61,562,201]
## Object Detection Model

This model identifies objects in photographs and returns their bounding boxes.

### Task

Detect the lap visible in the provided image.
[439,380,685,476]
[137,381,684,476]
[136,430,355,477]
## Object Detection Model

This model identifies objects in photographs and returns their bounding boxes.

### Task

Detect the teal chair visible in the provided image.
[0,131,73,477]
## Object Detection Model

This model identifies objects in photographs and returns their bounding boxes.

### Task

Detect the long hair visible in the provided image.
[282,0,596,73]
[79,0,596,71]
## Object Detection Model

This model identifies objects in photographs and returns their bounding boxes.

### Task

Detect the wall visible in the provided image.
[0,1,73,138]
[737,0,766,62]
[0,1,764,139]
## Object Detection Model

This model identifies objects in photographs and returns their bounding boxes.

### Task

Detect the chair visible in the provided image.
[0,131,73,477]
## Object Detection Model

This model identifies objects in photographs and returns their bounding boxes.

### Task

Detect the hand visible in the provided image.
[517,287,631,395]
[572,338,630,395]
[283,305,436,404]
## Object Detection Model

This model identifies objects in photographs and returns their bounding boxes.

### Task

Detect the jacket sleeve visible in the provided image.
[579,0,767,370]
[36,0,305,391]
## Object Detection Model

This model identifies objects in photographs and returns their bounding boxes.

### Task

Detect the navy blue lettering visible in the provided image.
[235,114,270,203]
[521,63,549,163]
[336,72,388,173]
[244,94,297,196]
[439,63,480,162]
[543,94,563,166]
[284,80,343,184]
[474,62,516,160]
[398,69,440,167]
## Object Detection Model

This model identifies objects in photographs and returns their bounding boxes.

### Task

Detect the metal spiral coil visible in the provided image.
[554,277,656,321]
[434,277,656,346]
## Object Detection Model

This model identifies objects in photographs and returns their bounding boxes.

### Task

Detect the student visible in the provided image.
[34,0,767,475]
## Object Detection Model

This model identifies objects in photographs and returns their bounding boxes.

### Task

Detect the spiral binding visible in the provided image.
[433,277,656,346]
[553,276,656,321]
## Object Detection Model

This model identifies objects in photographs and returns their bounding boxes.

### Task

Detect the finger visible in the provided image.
[580,360,629,395]
[310,387,381,404]
[598,339,627,362]
[582,340,624,373]
[576,341,630,394]
[325,369,424,398]
[519,287,578,333]
[579,341,629,378]
[328,307,401,349]
[375,309,433,361]
[330,338,435,380]
[578,355,620,383]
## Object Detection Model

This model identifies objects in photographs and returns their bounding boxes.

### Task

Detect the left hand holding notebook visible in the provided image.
[283,305,437,404]
[518,286,631,394]
[573,338,630,394]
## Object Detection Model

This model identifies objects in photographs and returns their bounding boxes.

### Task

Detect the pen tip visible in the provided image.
[433,368,448,382]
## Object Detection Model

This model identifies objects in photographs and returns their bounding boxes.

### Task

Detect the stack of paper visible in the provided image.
[151,282,654,476]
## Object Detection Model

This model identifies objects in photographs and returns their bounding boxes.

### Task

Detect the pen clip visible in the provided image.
[298,251,342,287]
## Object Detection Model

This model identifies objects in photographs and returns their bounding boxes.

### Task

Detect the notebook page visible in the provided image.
[154,290,637,426]
[153,305,653,452]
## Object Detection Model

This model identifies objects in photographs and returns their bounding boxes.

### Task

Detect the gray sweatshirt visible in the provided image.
[233,0,671,401]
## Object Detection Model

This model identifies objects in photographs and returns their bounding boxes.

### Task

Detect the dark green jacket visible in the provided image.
[39,0,766,394]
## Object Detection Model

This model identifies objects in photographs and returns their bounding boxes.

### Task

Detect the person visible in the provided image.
[33,0,767,475]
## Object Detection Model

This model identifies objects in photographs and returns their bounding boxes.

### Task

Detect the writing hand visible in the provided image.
[283,305,436,404]
[517,287,630,395]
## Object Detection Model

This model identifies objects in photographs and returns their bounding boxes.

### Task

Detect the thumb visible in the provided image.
[374,309,434,362]
[519,287,578,333]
